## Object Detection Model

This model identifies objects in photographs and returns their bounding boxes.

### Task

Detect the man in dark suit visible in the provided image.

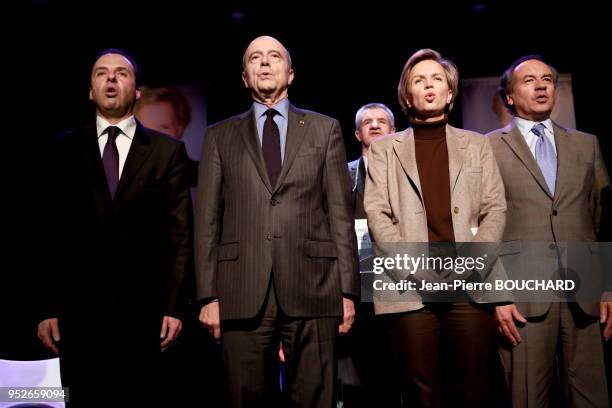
[196,36,359,407]
[36,49,193,406]
[488,55,611,407]
[344,102,398,407]
[347,103,395,219]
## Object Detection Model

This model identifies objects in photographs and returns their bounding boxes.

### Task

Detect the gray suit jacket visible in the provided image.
[365,125,507,315]
[195,104,359,320]
[488,120,610,317]
[348,157,366,219]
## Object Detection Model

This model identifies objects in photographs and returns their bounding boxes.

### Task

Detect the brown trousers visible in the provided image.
[386,302,494,408]
[222,280,338,407]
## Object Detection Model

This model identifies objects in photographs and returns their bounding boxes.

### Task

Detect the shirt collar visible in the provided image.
[96,115,137,140]
[513,116,553,137]
[253,98,290,120]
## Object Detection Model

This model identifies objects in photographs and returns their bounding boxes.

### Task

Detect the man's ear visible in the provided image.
[287,68,295,86]
[89,88,93,101]
[355,130,362,142]
[242,71,249,88]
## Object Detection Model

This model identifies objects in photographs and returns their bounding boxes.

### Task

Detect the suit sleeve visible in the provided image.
[364,140,402,243]
[592,135,610,236]
[165,142,194,317]
[323,120,360,299]
[194,128,223,302]
[473,137,507,243]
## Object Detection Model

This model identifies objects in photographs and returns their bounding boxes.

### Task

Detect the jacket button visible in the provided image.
[549,243,556,250]
[267,234,273,241]
[271,199,279,206]
[552,210,558,216]
[453,207,459,214]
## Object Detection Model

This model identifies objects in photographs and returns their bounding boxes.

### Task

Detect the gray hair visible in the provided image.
[354,103,395,129]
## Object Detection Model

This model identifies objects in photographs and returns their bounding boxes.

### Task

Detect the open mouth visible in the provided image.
[105,86,118,97]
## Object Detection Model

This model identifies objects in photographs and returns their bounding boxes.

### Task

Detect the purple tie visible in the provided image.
[103,126,120,198]
[262,109,281,186]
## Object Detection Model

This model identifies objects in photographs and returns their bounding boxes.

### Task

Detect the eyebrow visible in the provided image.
[411,72,444,79]
[249,50,283,57]
[93,66,131,73]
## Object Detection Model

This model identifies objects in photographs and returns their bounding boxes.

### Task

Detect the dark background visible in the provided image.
[23,0,608,162]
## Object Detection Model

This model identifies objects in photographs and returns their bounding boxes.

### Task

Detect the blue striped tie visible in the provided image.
[532,123,557,195]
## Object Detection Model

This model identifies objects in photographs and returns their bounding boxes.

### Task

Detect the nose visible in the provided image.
[424,78,433,89]
[261,54,270,66]
[535,79,547,90]
[106,72,117,82]
[371,119,380,128]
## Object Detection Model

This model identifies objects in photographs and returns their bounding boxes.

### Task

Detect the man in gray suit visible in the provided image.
[488,55,612,407]
[348,103,395,219]
[195,36,359,407]
[346,102,398,406]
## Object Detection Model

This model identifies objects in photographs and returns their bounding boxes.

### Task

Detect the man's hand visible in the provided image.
[494,304,526,346]
[199,301,221,340]
[338,297,355,335]
[599,301,612,340]
[37,318,60,354]
[160,316,183,351]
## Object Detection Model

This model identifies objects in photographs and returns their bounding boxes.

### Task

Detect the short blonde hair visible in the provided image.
[397,48,459,117]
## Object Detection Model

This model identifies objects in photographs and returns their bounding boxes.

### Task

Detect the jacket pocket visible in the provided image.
[217,242,239,262]
[499,240,522,255]
[306,240,338,258]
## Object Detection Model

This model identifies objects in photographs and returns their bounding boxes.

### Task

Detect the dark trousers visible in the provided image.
[345,301,402,407]
[59,318,162,407]
[222,281,338,408]
[386,302,493,408]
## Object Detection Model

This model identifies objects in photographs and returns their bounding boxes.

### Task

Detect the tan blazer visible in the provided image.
[488,121,610,317]
[365,125,507,315]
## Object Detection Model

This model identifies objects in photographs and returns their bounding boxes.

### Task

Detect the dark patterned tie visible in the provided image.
[103,126,120,198]
[262,109,281,186]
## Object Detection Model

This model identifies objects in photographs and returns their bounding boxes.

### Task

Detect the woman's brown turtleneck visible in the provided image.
[412,116,454,242]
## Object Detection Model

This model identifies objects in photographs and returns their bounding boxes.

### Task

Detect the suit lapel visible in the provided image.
[392,128,424,207]
[273,105,308,194]
[446,125,468,195]
[238,108,273,193]
[114,123,153,201]
[356,157,366,194]
[81,125,113,206]
[501,123,553,199]
[551,121,569,205]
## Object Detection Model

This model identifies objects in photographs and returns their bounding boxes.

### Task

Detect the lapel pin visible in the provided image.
[299,120,305,126]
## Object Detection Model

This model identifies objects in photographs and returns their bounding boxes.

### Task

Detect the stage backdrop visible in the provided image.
[461,74,575,134]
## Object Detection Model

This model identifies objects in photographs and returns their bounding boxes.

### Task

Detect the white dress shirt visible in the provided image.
[513,116,557,158]
[96,115,137,179]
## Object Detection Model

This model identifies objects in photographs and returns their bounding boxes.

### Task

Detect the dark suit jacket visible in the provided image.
[195,104,359,321]
[348,157,367,219]
[42,120,193,331]
[488,121,610,317]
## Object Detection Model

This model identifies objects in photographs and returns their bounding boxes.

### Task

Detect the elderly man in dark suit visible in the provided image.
[36,49,193,406]
[488,55,611,407]
[195,36,359,407]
